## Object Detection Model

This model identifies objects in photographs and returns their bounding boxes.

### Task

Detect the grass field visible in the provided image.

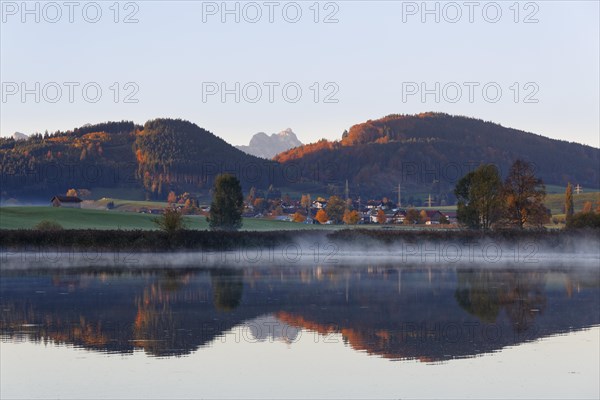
[0,207,353,231]
[0,206,461,231]
[544,191,600,215]
[94,198,171,211]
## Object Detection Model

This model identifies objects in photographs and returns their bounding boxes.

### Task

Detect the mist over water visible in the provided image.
[2,233,599,270]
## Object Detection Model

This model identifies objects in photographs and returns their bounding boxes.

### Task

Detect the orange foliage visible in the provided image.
[376,209,386,224]
[315,209,329,224]
[274,139,336,163]
[343,209,360,225]
[82,132,110,141]
[136,149,145,163]
[292,212,306,223]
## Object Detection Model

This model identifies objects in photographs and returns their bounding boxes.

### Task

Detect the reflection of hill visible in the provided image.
[0,267,598,361]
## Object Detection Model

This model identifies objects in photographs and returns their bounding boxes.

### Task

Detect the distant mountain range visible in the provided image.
[236,128,302,159]
[12,132,28,141]
[1,113,598,201]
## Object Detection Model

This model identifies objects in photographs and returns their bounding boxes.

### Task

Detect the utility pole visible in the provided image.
[345,179,349,201]
[427,193,432,208]
[392,183,402,208]
[575,184,582,194]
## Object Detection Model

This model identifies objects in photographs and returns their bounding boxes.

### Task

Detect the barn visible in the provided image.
[50,196,83,208]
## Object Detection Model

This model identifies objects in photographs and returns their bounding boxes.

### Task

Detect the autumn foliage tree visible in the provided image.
[502,160,547,229]
[326,196,347,224]
[66,188,78,197]
[167,190,177,204]
[343,209,360,225]
[565,183,574,220]
[404,208,420,224]
[419,210,429,224]
[315,209,329,224]
[300,194,312,210]
[292,212,306,223]
[376,209,386,224]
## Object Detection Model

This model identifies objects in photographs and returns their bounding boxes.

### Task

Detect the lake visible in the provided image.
[1,260,599,399]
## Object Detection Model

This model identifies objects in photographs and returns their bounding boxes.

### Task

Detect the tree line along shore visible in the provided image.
[1,227,598,252]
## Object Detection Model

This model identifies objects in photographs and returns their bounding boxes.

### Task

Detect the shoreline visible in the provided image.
[1,228,598,254]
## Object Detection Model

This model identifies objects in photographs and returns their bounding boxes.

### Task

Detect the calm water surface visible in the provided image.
[1,263,599,399]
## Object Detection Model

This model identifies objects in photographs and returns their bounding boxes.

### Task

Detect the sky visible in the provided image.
[1,1,599,147]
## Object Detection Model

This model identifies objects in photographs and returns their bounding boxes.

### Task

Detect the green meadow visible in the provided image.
[0,207,336,231]
[544,191,599,215]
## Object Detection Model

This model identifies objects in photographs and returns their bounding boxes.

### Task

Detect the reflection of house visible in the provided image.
[51,196,82,208]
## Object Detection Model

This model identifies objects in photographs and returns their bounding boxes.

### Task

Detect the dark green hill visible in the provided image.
[0,119,277,201]
[134,118,277,196]
[275,113,600,201]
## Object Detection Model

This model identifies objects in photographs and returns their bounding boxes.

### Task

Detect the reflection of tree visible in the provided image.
[500,272,547,333]
[211,269,244,312]
[133,284,176,355]
[455,270,547,333]
[455,271,501,323]
[159,271,191,292]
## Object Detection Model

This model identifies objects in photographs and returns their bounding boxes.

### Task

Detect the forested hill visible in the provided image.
[1,114,598,202]
[0,119,278,201]
[1,121,140,200]
[134,119,277,195]
[275,113,600,199]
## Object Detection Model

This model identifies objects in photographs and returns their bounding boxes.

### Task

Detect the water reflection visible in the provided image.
[1,266,598,361]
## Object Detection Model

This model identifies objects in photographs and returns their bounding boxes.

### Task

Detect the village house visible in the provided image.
[424,210,446,224]
[392,209,407,224]
[370,208,397,224]
[50,195,82,208]
[443,211,458,224]
[312,200,327,209]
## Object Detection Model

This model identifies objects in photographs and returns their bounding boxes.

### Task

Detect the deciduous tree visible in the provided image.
[292,212,306,223]
[300,194,311,209]
[326,195,346,224]
[376,209,386,224]
[315,209,329,224]
[455,164,503,230]
[167,190,177,204]
[343,209,360,225]
[565,183,574,219]
[207,174,244,231]
[153,207,185,234]
[503,160,546,229]
[420,209,429,223]
[404,208,420,224]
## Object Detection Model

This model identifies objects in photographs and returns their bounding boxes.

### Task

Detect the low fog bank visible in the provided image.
[1,231,599,271]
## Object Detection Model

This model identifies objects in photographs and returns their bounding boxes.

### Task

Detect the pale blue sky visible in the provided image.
[1,1,598,147]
